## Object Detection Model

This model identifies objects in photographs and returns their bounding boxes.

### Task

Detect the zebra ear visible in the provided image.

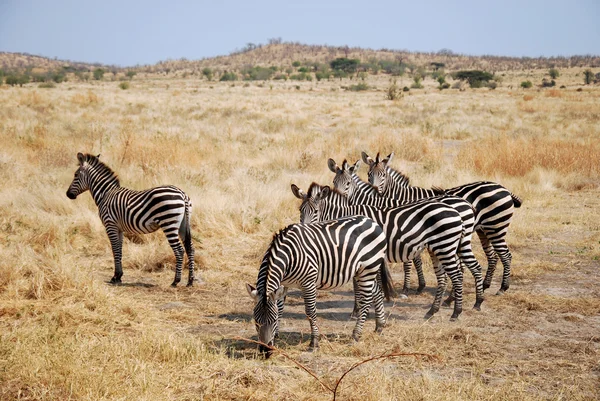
[291,184,306,200]
[318,186,331,200]
[97,154,101,159]
[327,158,338,173]
[361,151,373,165]
[274,286,287,301]
[383,152,394,165]
[77,152,85,165]
[246,283,260,302]
[350,160,361,173]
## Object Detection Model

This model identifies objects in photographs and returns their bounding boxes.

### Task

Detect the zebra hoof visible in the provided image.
[416,285,426,295]
[449,316,459,322]
[424,311,435,320]
[496,289,505,296]
[171,281,179,288]
[110,277,122,285]
[473,304,482,311]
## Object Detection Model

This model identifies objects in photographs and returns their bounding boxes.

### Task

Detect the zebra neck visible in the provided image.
[88,172,120,207]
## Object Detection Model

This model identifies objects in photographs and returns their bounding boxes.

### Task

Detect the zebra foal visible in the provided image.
[246,215,394,357]
[66,153,197,286]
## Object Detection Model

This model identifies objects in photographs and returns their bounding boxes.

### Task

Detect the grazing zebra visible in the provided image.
[292,183,466,320]
[362,151,522,294]
[328,158,485,309]
[66,153,196,287]
[328,158,426,294]
[246,215,393,357]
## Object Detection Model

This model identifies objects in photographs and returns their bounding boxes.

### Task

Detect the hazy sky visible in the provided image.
[1,0,599,66]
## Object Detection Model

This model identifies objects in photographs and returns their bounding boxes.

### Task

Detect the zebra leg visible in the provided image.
[456,241,485,310]
[491,238,513,295]
[350,276,359,319]
[371,279,386,334]
[275,295,286,339]
[445,257,464,321]
[107,226,124,284]
[477,230,498,291]
[425,252,447,319]
[301,284,319,350]
[160,223,185,287]
[402,261,412,294]
[352,279,375,342]
[413,255,426,294]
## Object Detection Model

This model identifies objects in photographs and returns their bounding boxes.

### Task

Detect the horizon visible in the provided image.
[1,0,599,67]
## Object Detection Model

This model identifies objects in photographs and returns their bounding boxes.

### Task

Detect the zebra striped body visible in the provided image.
[292,183,466,320]
[246,215,393,356]
[66,153,196,286]
[363,151,522,294]
[328,158,426,293]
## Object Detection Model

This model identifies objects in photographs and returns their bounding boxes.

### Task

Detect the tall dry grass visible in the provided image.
[0,71,599,400]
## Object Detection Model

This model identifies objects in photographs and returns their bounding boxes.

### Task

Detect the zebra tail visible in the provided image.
[380,260,396,301]
[511,193,522,208]
[179,199,192,244]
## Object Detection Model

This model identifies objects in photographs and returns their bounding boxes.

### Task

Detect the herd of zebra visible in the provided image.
[66,151,522,357]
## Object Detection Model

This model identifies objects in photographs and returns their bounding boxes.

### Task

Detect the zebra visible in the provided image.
[246,215,394,357]
[66,153,197,287]
[328,158,485,309]
[291,182,466,320]
[328,158,426,294]
[362,151,522,294]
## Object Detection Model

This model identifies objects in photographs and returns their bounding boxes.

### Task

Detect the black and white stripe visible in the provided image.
[66,153,196,286]
[362,151,522,294]
[292,183,466,320]
[246,215,393,356]
[328,158,426,294]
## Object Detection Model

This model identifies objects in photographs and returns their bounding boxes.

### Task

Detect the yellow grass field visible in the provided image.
[1,67,599,400]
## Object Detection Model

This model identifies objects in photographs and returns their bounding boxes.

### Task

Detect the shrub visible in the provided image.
[403,86,410,92]
[378,60,406,76]
[220,71,238,81]
[242,66,274,81]
[583,69,594,85]
[202,67,213,81]
[410,75,423,89]
[297,66,310,73]
[126,71,137,79]
[541,79,556,88]
[347,83,369,91]
[521,80,533,89]
[453,70,494,88]
[6,74,29,87]
[439,82,451,90]
[332,69,348,80]
[386,79,401,100]
[273,74,287,81]
[52,72,66,83]
[292,61,301,68]
[93,68,105,80]
[549,68,559,79]
[330,58,360,73]
[315,71,330,81]
[119,82,130,90]
[487,81,497,90]
[39,82,56,88]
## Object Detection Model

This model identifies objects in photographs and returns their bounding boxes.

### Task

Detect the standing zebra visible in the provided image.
[66,153,197,286]
[328,158,485,309]
[292,182,466,320]
[246,215,393,357]
[362,151,522,294]
[328,158,426,294]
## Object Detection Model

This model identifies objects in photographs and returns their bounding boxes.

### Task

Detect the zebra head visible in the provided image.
[291,183,330,224]
[362,151,394,195]
[66,153,97,199]
[327,158,361,198]
[246,283,287,358]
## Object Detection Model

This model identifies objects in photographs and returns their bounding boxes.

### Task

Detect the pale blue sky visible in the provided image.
[1,0,599,67]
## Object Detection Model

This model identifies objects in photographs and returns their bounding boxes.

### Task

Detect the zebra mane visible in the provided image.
[256,225,294,300]
[307,182,349,205]
[386,165,410,186]
[83,153,120,187]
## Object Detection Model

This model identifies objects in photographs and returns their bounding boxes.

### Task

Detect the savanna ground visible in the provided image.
[0,69,599,400]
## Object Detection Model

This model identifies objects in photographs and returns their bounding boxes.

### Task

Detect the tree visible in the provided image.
[583,69,594,85]
[330,58,360,74]
[202,67,213,81]
[549,68,559,79]
[453,70,494,88]
[93,68,105,80]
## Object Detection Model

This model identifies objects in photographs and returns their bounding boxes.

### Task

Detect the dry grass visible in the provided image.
[0,68,599,400]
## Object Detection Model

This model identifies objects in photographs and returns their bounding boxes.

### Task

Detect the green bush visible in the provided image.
[410,75,423,89]
[289,72,312,81]
[52,72,66,83]
[330,58,360,73]
[119,82,130,90]
[453,70,494,88]
[386,79,401,100]
[521,80,533,89]
[202,67,213,81]
[297,66,310,73]
[549,68,559,79]
[126,71,137,79]
[583,69,594,85]
[315,71,330,81]
[541,79,556,88]
[347,83,369,91]
[93,68,105,80]
[273,74,287,81]
[39,82,56,88]
[220,71,238,81]
[6,74,29,87]
[242,66,274,81]
[292,61,301,67]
